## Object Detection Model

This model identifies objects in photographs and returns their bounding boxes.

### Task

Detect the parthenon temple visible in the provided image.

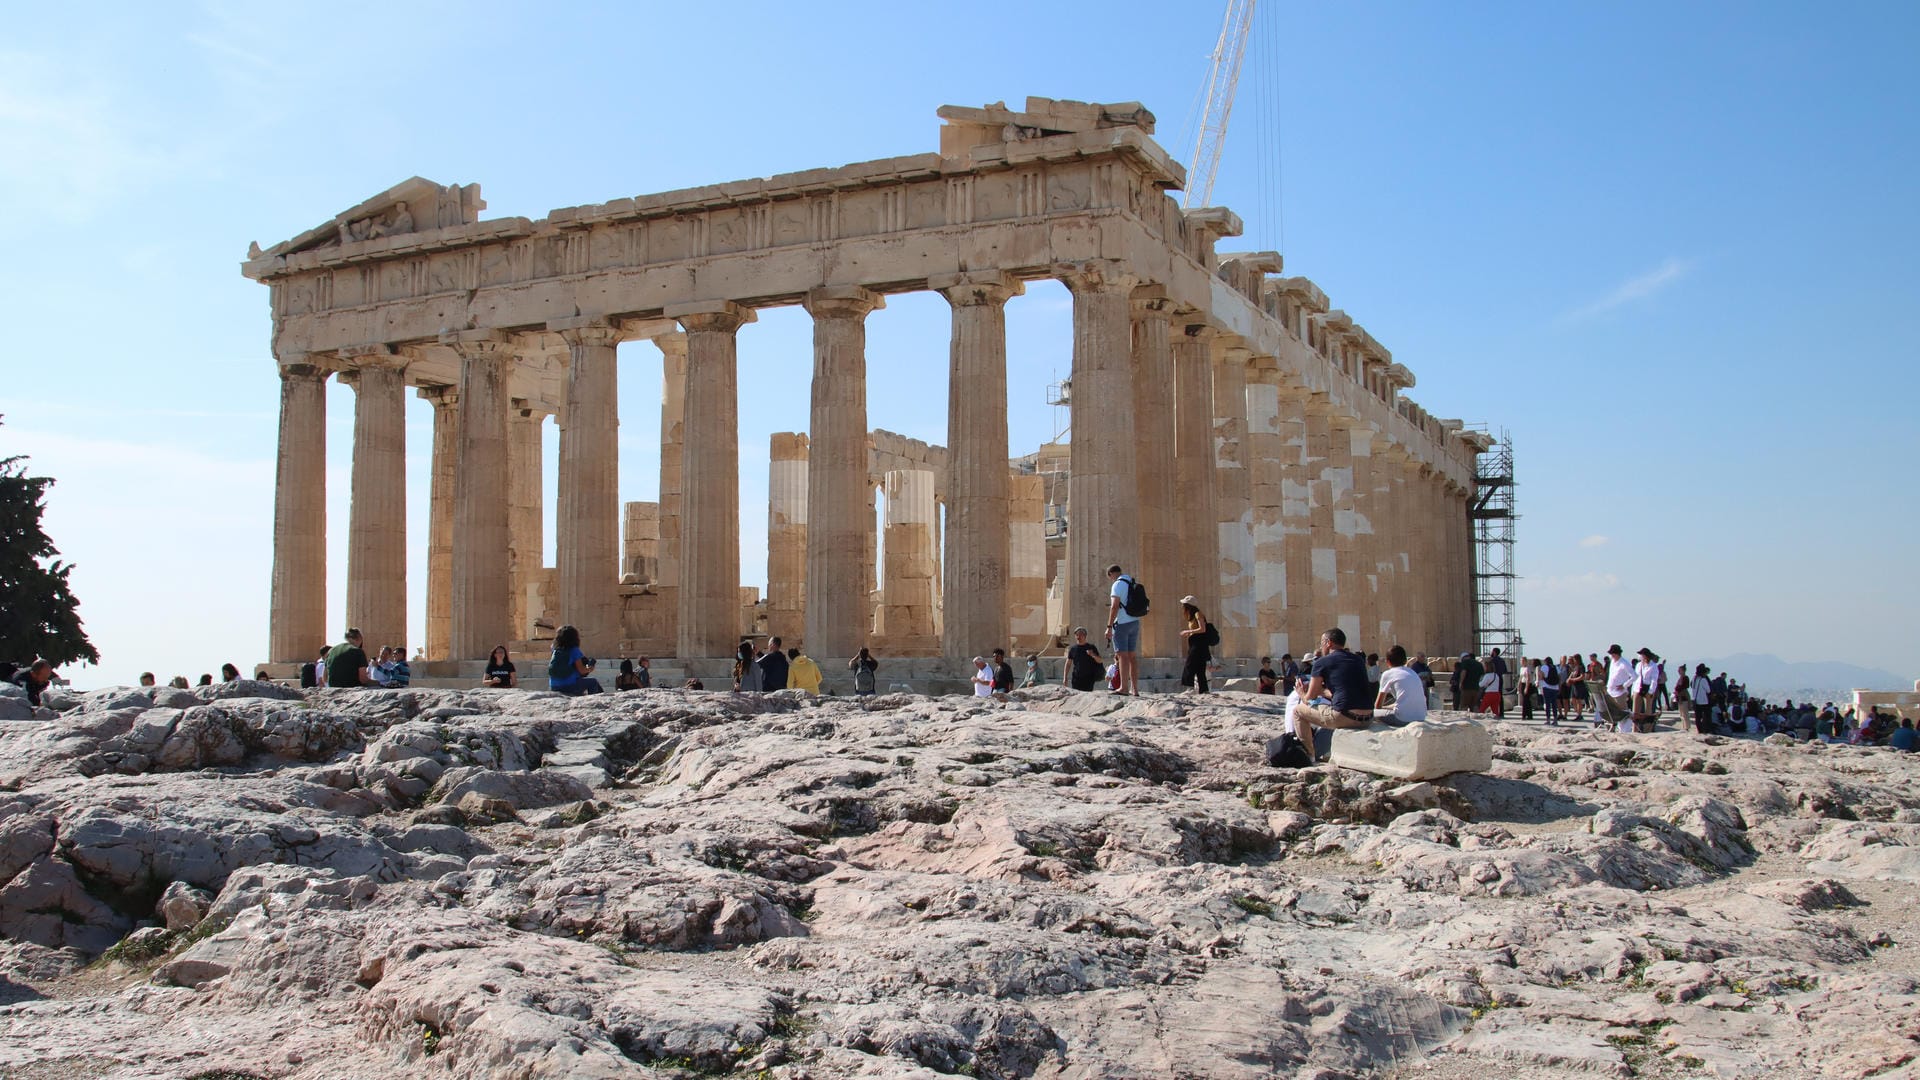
[245,97,1492,677]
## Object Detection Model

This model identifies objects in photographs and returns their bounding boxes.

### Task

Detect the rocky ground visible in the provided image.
[1,680,1918,1080]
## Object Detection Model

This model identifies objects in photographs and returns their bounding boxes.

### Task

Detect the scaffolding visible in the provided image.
[1470,428,1522,658]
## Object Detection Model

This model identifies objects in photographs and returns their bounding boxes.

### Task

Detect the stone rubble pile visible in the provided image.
[2,683,1918,1078]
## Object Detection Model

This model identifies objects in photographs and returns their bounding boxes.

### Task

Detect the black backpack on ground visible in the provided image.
[1121,576,1150,617]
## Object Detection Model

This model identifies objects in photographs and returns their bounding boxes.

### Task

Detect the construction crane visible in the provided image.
[1184,0,1259,208]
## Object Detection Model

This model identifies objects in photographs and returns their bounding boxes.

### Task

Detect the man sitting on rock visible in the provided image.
[324,628,378,688]
[1294,628,1376,733]
[1373,646,1429,727]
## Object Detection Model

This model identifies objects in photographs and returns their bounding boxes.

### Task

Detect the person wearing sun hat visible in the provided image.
[1176,595,1212,694]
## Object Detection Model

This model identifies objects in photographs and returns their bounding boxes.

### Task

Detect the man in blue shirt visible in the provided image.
[1294,627,1375,732]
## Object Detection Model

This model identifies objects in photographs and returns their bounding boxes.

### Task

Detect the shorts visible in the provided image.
[1297,701,1373,730]
[1111,619,1140,653]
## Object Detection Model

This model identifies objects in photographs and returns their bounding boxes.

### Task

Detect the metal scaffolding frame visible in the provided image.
[1470,427,1522,658]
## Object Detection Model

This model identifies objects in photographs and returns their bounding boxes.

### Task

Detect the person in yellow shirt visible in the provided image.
[785,647,823,695]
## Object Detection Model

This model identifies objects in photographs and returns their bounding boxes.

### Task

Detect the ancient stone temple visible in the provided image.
[245,97,1486,672]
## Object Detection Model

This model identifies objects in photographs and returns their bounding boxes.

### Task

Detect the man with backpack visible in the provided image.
[1105,564,1147,696]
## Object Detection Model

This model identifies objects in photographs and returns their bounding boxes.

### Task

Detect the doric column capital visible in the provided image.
[802,285,885,320]
[547,316,625,349]
[1175,318,1217,341]
[1054,260,1139,295]
[929,271,1022,307]
[1129,283,1174,318]
[665,300,755,335]
[337,343,412,382]
[276,354,329,380]
[650,330,688,359]
[440,328,514,360]
[416,383,458,407]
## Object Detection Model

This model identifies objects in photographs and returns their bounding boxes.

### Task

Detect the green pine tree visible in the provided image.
[0,429,100,668]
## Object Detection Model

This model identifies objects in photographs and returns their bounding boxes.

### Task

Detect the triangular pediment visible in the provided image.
[254,177,485,259]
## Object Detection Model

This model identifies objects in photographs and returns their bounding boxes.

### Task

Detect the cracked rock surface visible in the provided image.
[2,684,1919,1078]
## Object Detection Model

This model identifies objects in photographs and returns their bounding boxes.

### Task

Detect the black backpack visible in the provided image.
[299,661,318,689]
[1541,663,1560,687]
[1121,576,1149,617]
[1201,622,1221,648]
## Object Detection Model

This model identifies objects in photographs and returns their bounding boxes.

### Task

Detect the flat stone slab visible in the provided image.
[1329,717,1492,780]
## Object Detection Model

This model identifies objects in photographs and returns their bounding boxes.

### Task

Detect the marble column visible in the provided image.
[932,272,1020,660]
[342,348,408,655]
[1376,445,1409,650]
[879,468,938,652]
[1008,472,1047,645]
[1061,263,1140,637]
[268,359,327,663]
[1350,424,1380,655]
[1305,400,1341,643]
[667,301,754,658]
[654,331,687,648]
[1245,367,1285,661]
[802,286,882,658]
[1405,460,1432,653]
[1129,285,1178,658]
[1276,382,1314,660]
[419,385,459,661]
[1212,343,1254,658]
[555,319,622,651]
[766,432,809,647]
[1173,323,1219,614]
[1339,419,1375,653]
[447,331,514,660]
[1460,483,1479,654]
[507,405,544,640]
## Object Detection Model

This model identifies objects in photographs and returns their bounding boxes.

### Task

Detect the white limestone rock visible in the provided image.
[0,689,1917,1077]
[1329,716,1493,780]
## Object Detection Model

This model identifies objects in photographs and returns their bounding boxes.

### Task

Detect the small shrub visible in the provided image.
[1230,895,1274,917]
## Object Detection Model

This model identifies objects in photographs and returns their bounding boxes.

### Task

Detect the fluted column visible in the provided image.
[554,319,622,651]
[1008,472,1047,644]
[419,385,459,661]
[1376,445,1409,650]
[1404,461,1433,653]
[802,286,883,657]
[932,272,1020,659]
[1060,263,1140,636]
[1460,482,1479,654]
[879,468,938,652]
[447,331,514,659]
[268,359,328,663]
[1173,322,1220,613]
[667,301,754,657]
[1129,285,1178,658]
[1305,400,1341,641]
[1276,381,1314,659]
[507,405,545,640]
[1245,367,1285,660]
[1346,423,1378,655]
[766,432,809,647]
[341,347,409,655]
[1212,343,1254,659]
[654,331,688,648]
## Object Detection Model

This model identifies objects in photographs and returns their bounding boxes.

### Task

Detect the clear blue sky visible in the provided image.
[3,0,1914,685]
